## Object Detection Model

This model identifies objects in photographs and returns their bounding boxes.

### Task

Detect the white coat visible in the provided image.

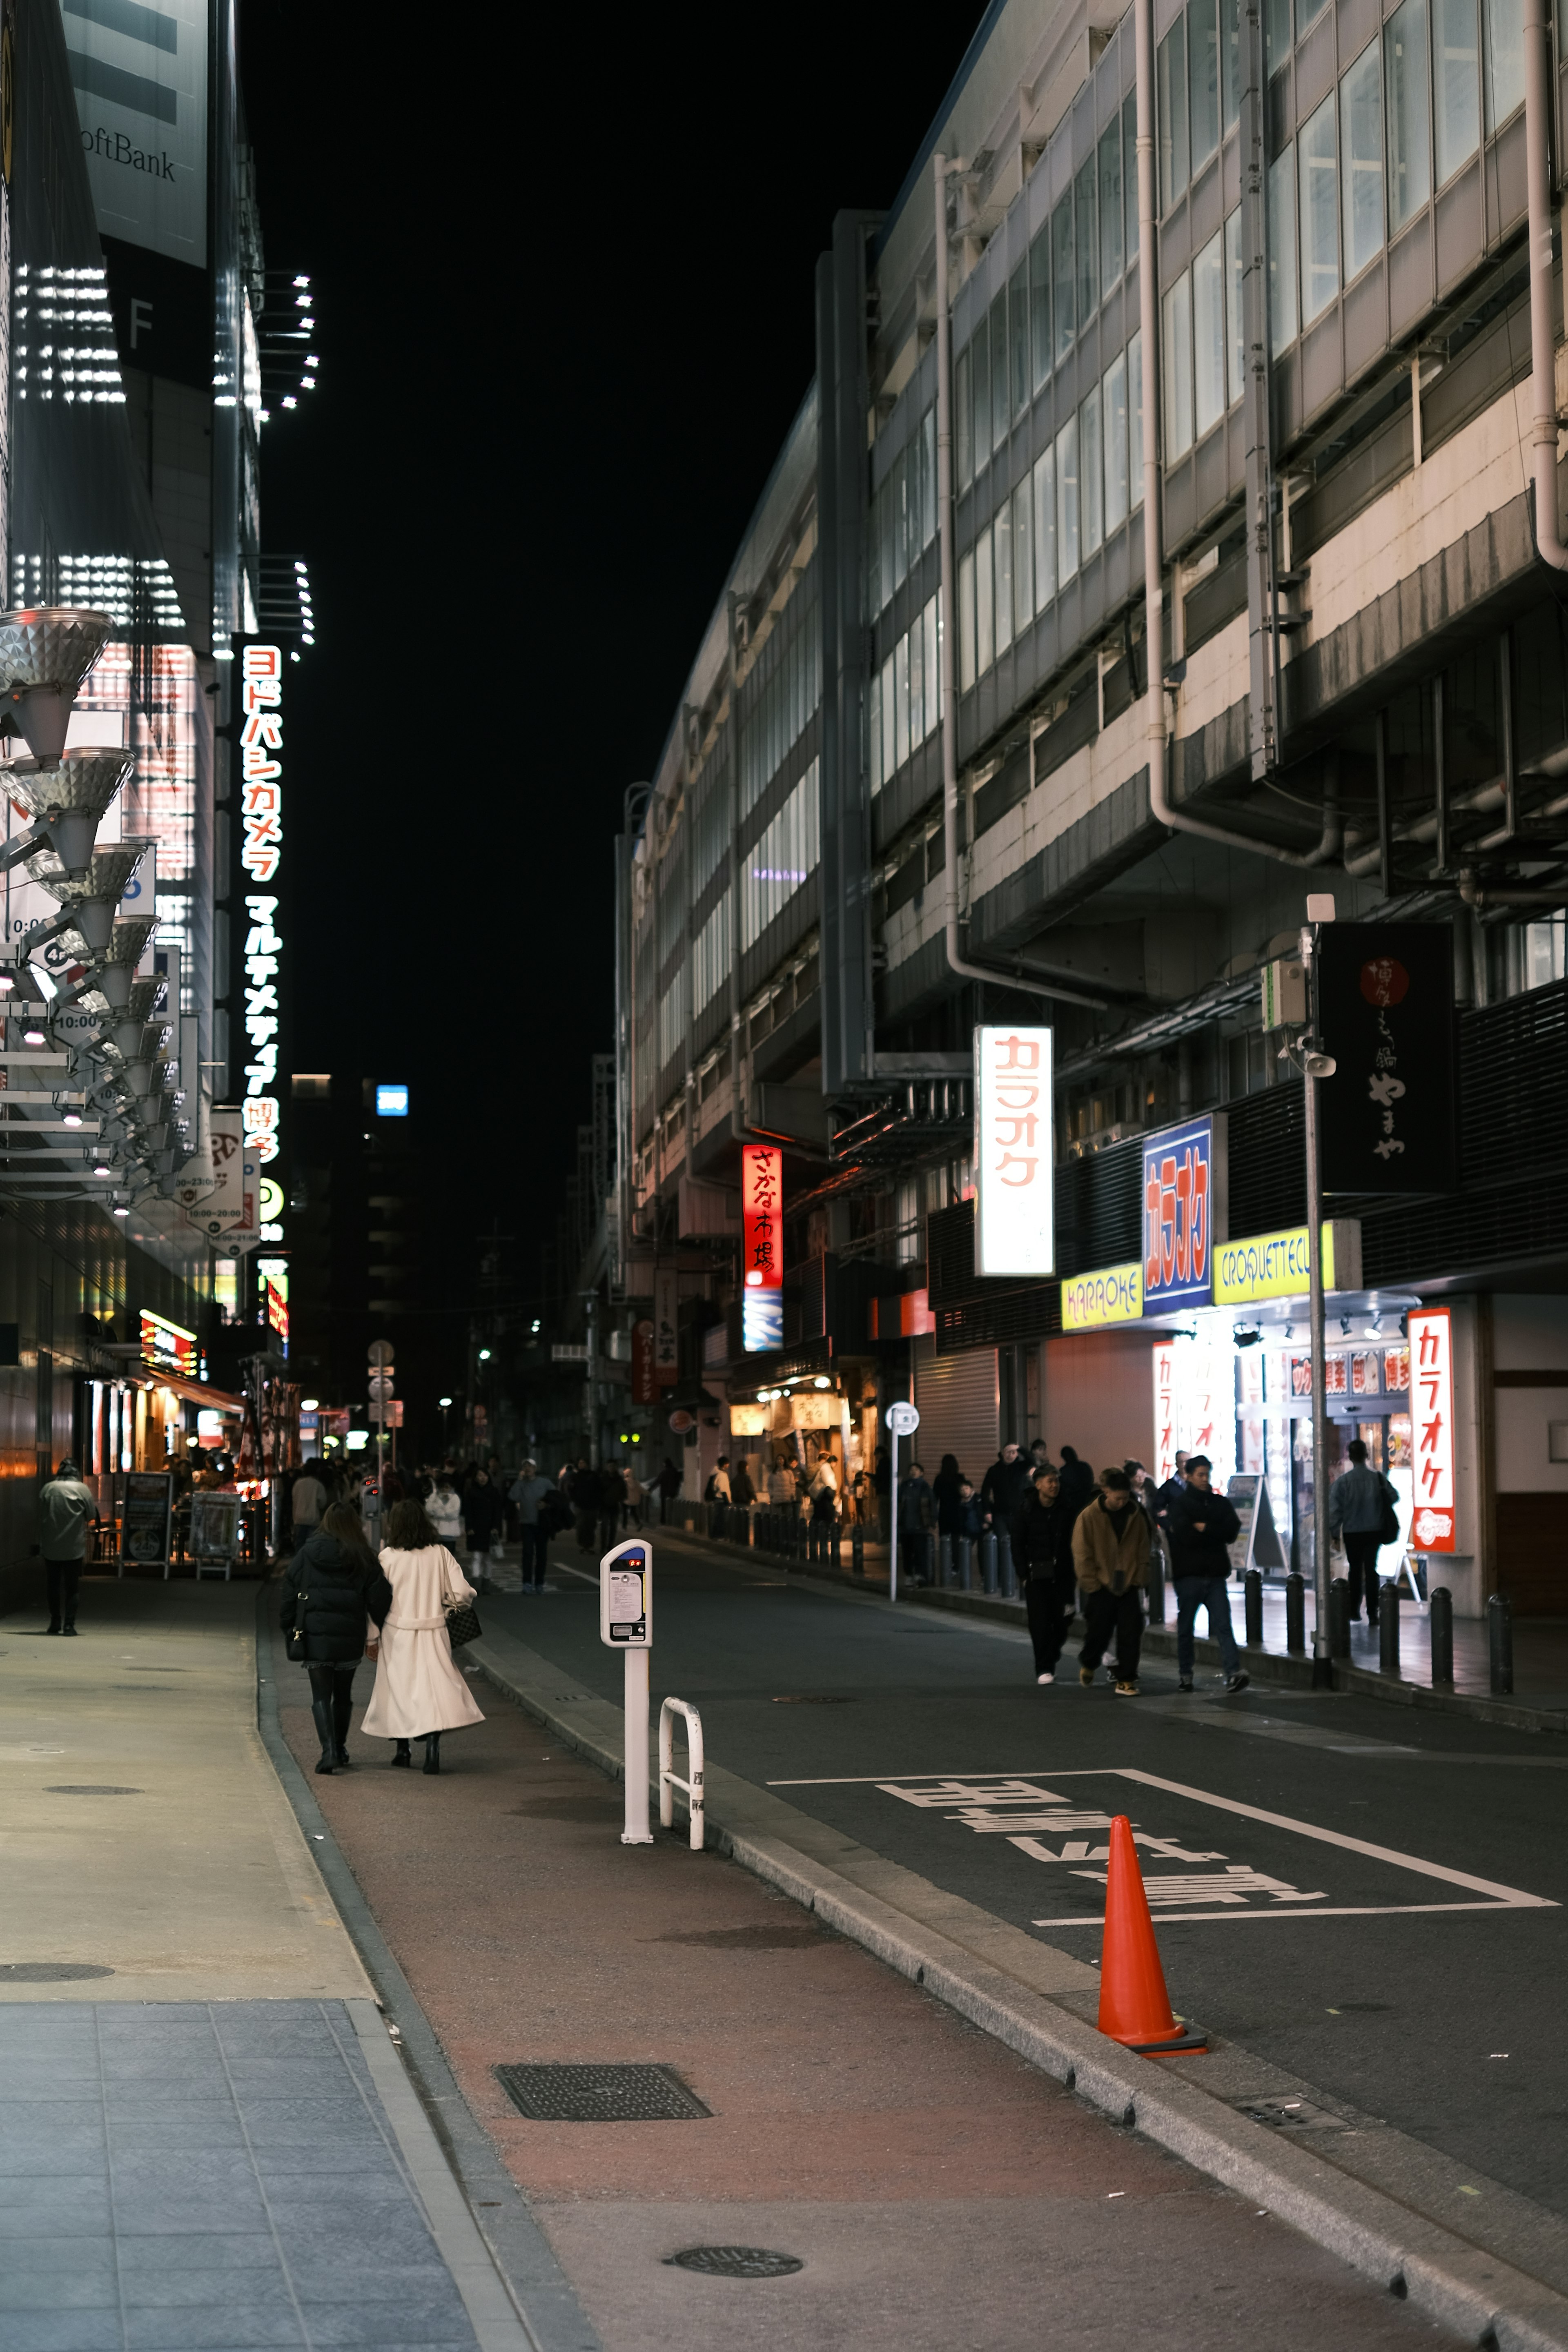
[361,1544,486,1740]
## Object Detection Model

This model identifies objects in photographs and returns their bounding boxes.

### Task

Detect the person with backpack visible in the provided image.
[1165,1454,1248,1693]
[1329,1438,1401,1624]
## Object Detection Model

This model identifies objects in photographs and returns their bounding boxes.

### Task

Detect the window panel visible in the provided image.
[1012,481,1033,633]
[924,597,940,735]
[1080,390,1103,557]
[1341,39,1385,282]
[1158,18,1190,210]
[868,480,882,617]
[1268,144,1298,351]
[1485,0,1524,128]
[990,294,1009,452]
[1189,0,1221,170]
[1434,0,1480,183]
[869,658,884,791]
[1009,263,1030,418]
[1386,0,1432,229]
[1076,157,1099,323]
[908,606,925,745]
[1099,121,1124,290]
[972,326,991,472]
[741,764,820,951]
[1123,93,1139,265]
[920,407,937,551]
[1193,229,1226,436]
[1029,223,1052,387]
[1265,0,1291,73]
[1033,446,1057,606]
[1104,351,1129,533]
[958,551,976,692]
[976,522,996,673]
[1221,0,1241,127]
[894,635,911,768]
[892,448,908,591]
[881,657,896,784]
[1299,92,1339,325]
[1129,328,1145,506]
[1162,269,1195,458]
[1052,192,1076,360]
[1225,205,1245,404]
[1056,414,1080,585]
[994,500,1013,654]
[956,345,973,491]
[1298,0,1329,29]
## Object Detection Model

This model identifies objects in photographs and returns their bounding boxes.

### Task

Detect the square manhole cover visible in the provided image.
[495,2063,711,2122]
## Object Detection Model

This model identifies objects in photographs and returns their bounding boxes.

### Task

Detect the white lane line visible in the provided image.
[1032,1902,1528,1926]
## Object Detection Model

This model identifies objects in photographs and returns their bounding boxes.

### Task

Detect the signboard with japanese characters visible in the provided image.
[973,1026,1054,1276]
[1317,924,1456,1193]
[1152,1340,1178,1483]
[653,1267,679,1385]
[1142,1114,1227,1314]
[741,1145,784,1351]
[1407,1305,1456,1550]
[631,1319,656,1406]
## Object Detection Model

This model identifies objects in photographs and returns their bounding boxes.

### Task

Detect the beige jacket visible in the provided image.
[1071,1497,1150,1593]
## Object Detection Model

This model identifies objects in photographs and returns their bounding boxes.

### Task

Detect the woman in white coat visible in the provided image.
[361,1497,485,1773]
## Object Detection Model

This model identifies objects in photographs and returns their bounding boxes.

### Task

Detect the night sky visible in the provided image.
[237,3,976,1292]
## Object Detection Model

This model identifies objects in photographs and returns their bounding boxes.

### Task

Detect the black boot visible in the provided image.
[332,1679,354,1766]
[310,1696,336,1774]
[390,1740,412,1768]
[422,1732,441,1775]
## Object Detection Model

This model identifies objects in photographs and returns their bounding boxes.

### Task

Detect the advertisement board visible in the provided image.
[1212,1219,1361,1305]
[973,1026,1054,1276]
[653,1267,678,1386]
[1407,1305,1457,1550]
[1060,1262,1143,1331]
[1142,1114,1225,1313]
[121,1470,173,1567]
[139,1310,196,1376]
[66,0,209,267]
[1317,924,1456,1194]
[741,1145,784,1352]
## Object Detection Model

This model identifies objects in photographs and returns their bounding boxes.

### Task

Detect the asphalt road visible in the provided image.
[480,1535,1568,2223]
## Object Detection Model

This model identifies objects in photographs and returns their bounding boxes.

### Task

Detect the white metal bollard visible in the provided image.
[600,1538,654,1845]
[658,1697,705,1851]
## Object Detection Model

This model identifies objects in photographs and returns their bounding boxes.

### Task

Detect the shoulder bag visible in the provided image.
[285,1588,309,1662]
[440,1554,482,1648]
[1378,1477,1401,1547]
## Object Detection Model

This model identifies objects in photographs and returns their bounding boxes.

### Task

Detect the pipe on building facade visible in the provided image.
[1526,0,1568,568]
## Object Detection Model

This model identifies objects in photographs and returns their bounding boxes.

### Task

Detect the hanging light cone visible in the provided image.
[65,915,157,1009]
[8,746,134,874]
[27,844,148,951]
[0,610,116,760]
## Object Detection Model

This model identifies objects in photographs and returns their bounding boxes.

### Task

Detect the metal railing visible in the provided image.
[658,1697,705,1851]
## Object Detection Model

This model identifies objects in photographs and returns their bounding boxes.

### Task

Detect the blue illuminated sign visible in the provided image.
[376,1084,409,1117]
[1142,1115,1225,1313]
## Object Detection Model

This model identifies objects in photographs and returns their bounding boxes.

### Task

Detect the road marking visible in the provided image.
[1032,1903,1525,1925]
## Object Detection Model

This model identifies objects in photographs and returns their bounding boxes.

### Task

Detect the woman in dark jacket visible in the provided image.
[280,1501,392,1775]
[931,1453,967,1539]
[460,1468,506,1586]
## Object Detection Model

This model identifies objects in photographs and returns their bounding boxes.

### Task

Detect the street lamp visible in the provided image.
[1283,897,1340,1688]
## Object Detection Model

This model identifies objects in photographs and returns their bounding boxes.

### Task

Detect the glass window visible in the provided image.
[1033,446,1057,606]
[1080,390,1104,556]
[972,325,991,471]
[1485,0,1525,128]
[1163,269,1195,459]
[1052,194,1076,360]
[1298,0,1329,29]
[1056,414,1080,584]
[1013,481,1033,633]
[869,658,884,789]
[894,634,911,768]
[1099,120,1124,291]
[1029,225,1052,388]
[1103,351,1129,533]
[1009,263,1030,418]
[1225,206,1245,404]
[1268,144,1298,351]
[1123,94,1139,265]
[1193,229,1226,436]
[881,658,896,782]
[1076,158,1099,325]
[1159,17,1190,209]
[956,345,973,492]
[1265,0,1291,74]
[1299,92,1339,325]
[990,294,1009,452]
[909,612,925,746]
[923,597,939,735]
[1129,329,1145,505]
[976,522,995,673]
[1434,0,1480,183]
[868,480,882,617]
[1189,0,1221,170]
[1341,40,1385,282]
[958,550,976,691]
[892,448,908,592]
[919,408,937,550]
[994,501,1013,655]
[1222,0,1241,127]
[1386,0,1432,229]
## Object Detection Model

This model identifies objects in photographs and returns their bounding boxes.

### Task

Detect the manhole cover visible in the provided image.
[44,1786,143,1796]
[666,2246,803,2278]
[0,1962,114,1981]
[495,2063,710,2122]
[771,1695,851,1705]
[1241,2097,1347,2132]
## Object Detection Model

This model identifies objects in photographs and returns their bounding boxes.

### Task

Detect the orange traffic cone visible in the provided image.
[1098,1815,1208,2055]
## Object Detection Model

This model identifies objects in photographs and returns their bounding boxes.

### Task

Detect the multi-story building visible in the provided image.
[605,0,1568,1619]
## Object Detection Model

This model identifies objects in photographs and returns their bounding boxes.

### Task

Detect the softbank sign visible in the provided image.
[63,0,209,268]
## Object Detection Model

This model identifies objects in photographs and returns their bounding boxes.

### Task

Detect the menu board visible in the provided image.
[188,1491,241,1562]
[122,1472,173,1566]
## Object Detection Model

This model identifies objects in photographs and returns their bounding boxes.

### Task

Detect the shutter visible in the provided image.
[911,1337,999,1479]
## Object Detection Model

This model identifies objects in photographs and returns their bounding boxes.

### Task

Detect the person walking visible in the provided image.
[1071,1467,1150,1696]
[509,1459,556,1591]
[290,1459,328,1549]
[1329,1438,1399,1625]
[622,1461,646,1527]
[1013,1462,1076,1684]
[460,1466,506,1589]
[979,1440,1031,1535]
[1055,1444,1096,1523]
[931,1454,967,1551]
[655,1457,682,1523]
[1166,1454,1248,1693]
[427,1471,463,1548]
[37,1458,100,1636]
[361,1497,484,1774]
[897,1459,934,1584]
[279,1501,392,1773]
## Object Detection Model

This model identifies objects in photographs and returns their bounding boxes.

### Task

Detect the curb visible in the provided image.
[469,1627,1568,2352]
[252,1588,603,2352]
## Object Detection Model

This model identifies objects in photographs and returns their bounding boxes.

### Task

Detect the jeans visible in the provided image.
[45,1559,82,1628]
[1081,1585,1143,1679]
[1025,1575,1072,1675]
[1343,1531,1382,1620]
[521,1526,550,1587]
[1175,1576,1239,1678]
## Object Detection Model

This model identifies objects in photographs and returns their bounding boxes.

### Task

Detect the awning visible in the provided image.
[105,1367,247,1414]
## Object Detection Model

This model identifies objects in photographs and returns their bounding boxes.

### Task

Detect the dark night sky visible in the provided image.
[236,3,978,1289]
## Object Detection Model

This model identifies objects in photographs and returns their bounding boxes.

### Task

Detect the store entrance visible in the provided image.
[1289,1408,1415,1580]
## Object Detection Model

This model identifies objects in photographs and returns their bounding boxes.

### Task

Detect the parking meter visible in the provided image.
[600,1539,654,1843]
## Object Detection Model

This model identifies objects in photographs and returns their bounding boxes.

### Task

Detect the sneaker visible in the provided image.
[1036,1672,1054,1686]
[1178,1676,1194,1691]
[1079,1666,1095,1687]
[1224,1670,1250,1693]
[1114,1679,1140,1697]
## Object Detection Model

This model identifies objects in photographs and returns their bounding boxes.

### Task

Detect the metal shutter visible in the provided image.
[911,1338,999,1481]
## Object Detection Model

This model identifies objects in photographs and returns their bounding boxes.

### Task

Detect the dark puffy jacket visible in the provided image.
[1012,1492,1076,1585]
[280,1532,392,1664]
[1165,1485,1242,1579]
[461,1480,505,1544]
[980,1456,1033,1527]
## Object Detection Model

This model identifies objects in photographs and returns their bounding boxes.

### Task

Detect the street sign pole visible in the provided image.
[885,1401,920,1605]
[600,1537,653,1843]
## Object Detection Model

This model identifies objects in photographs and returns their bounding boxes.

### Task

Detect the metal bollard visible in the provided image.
[998,1531,1016,1599]
[980,1531,998,1594]
[1488,1590,1514,1695]
[1429,1586,1453,1685]
[1147,1541,1165,1628]
[939,1534,953,1588]
[1285,1571,1306,1653]
[1328,1574,1352,1659]
[958,1536,972,1591]
[1244,1567,1264,1647]
[1379,1578,1400,1679]
[851,1524,864,1577]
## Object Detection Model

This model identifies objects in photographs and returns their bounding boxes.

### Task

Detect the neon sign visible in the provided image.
[741,1143,783,1352]
[239,644,284,1169]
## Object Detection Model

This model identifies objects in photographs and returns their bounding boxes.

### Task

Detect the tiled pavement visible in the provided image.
[0,1999,478,2352]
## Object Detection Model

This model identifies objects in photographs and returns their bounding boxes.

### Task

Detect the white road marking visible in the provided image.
[1033,1902,1526,1925]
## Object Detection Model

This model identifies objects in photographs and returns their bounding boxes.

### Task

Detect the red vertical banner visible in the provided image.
[1407,1305,1456,1550]
[631,1318,656,1406]
[741,1145,784,1352]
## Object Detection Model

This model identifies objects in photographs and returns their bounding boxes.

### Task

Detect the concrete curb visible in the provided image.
[253,1588,603,2352]
[469,1628,1568,2352]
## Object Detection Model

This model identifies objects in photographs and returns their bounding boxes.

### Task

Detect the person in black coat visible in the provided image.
[280,1502,393,1774]
[1012,1464,1078,1683]
[461,1468,506,1587]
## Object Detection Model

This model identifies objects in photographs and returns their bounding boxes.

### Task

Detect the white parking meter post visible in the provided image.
[599,1538,653,1844]
[885,1401,920,1605]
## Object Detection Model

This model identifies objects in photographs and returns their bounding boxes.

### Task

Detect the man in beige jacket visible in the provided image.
[1070,1465,1150,1696]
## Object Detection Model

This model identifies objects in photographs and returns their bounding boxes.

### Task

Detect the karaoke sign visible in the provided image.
[1142,1114,1226,1314]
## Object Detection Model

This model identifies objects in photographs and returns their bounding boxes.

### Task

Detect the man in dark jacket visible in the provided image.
[280,1513,392,1772]
[1012,1464,1076,1684]
[1054,1445,1096,1524]
[461,1468,506,1586]
[1165,1455,1248,1693]
[979,1441,1032,1536]
[37,1457,100,1636]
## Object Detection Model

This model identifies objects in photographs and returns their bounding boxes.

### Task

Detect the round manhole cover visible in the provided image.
[0,1962,115,1981]
[45,1786,143,1796]
[666,2246,803,2279]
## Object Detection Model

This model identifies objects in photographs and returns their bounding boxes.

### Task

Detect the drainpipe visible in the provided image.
[1526,0,1568,568]
[932,153,1107,1011]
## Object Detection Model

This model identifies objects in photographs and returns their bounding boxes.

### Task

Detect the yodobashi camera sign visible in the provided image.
[973,1027,1054,1276]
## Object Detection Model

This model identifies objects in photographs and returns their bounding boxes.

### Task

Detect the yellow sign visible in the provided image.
[1213,1221,1361,1305]
[1060,1262,1143,1331]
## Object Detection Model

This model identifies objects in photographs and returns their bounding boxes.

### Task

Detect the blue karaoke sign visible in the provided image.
[1142,1115,1223,1313]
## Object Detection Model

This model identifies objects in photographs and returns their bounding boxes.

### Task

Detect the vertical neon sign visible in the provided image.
[741,1144,783,1352]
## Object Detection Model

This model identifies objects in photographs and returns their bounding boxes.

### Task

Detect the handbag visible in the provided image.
[285,1591,308,1661]
[443,1586,483,1648]
[1378,1482,1401,1546]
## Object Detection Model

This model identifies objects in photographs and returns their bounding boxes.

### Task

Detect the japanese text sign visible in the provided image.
[1142,1115,1225,1312]
[653,1267,679,1385]
[742,1145,784,1354]
[1406,1305,1456,1551]
[1152,1341,1178,1484]
[1318,924,1456,1194]
[974,1026,1054,1276]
